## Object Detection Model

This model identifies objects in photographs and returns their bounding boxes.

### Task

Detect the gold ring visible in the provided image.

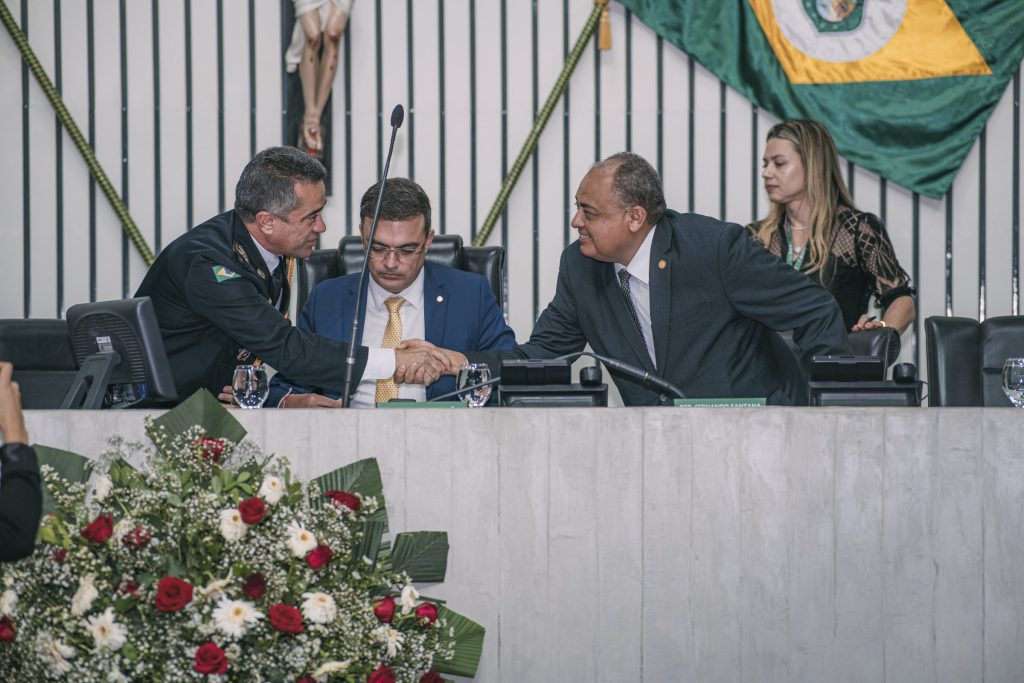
[880,320,888,328]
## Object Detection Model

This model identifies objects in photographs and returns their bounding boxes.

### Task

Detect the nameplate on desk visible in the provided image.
[673,398,767,407]
[376,401,468,409]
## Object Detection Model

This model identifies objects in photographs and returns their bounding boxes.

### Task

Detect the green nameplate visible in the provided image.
[376,401,468,409]
[673,398,767,407]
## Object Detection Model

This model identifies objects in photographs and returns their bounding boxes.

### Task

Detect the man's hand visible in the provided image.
[279,393,343,408]
[217,385,237,407]
[393,341,450,386]
[398,339,467,378]
[0,362,29,445]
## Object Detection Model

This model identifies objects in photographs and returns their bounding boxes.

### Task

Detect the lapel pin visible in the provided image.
[658,259,667,270]
[436,295,444,303]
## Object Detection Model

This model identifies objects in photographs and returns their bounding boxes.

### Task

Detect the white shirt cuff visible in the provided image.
[364,347,397,380]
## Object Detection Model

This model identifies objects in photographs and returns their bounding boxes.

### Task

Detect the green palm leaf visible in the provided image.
[354,519,385,566]
[433,606,485,678]
[146,389,246,452]
[388,531,448,583]
[33,444,92,515]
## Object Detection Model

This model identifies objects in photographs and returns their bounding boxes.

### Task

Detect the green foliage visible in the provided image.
[432,606,486,678]
[147,389,246,453]
[33,444,92,515]
[389,532,449,583]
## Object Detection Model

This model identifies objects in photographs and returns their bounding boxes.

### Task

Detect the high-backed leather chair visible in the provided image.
[848,327,901,370]
[296,234,505,319]
[0,319,78,408]
[925,315,1024,406]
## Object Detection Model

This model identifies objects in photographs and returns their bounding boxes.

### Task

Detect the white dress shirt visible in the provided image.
[351,270,428,407]
[613,228,657,368]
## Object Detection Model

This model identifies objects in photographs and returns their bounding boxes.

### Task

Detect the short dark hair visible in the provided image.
[599,152,666,226]
[359,178,432,232]
[234,147,327,222]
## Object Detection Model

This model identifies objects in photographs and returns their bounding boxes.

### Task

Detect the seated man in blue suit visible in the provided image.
[269,178,516,407]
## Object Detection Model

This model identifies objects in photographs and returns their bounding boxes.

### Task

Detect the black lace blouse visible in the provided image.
[747,206,915,331]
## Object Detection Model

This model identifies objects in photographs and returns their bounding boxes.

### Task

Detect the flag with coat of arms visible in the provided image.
[617,0,1024,199]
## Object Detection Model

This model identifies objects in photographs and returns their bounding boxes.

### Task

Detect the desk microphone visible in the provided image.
[553,351,686,399]
[341,104,404,406]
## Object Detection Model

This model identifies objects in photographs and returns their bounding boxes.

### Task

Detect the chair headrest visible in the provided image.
[338,234,464,272]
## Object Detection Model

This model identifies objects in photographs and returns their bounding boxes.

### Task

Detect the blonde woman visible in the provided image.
[749,119,915,334]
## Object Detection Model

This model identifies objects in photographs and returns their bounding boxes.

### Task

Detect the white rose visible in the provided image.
[212,598,263,638]
[0,590,16,617]
[258,476,285,505]
[219,509,247,543]
[112,518,134,544]
[38,631,75,675]
[286,524,317,558]
[400,584,420,615]
[312,660,350,681]
[301,592,337,624]
[87,607,127,651]
[372,624,405,658]
[71,574,99,616]
[92,474,114,502]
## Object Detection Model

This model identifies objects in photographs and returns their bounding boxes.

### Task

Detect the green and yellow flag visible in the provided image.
[618,0,1024,198]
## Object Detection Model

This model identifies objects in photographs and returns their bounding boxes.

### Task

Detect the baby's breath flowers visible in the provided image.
[0,410,463,682]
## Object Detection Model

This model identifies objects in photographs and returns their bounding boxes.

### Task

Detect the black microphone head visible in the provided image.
[390,104,405,128]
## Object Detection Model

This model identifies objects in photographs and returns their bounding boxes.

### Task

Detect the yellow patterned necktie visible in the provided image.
[375,296,405,404]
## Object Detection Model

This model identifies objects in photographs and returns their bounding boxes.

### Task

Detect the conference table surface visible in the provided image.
[23,406,1024,682]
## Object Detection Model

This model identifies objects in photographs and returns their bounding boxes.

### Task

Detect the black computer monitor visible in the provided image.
[63,297,177,409]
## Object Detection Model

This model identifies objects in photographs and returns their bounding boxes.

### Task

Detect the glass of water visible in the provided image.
[232,364,269,409]
[456,363,492,408]
[1002,358,1024,407]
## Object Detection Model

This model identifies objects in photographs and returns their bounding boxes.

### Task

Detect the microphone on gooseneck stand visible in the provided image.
[340,104,405,406]
[553,351,687,399]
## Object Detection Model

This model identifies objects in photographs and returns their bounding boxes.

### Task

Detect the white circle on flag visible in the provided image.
[770,0,908,63]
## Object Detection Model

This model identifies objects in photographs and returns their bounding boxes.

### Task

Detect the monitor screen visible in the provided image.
[64,297,177,408]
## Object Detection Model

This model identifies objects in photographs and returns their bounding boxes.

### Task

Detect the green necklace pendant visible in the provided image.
[785,221,806,271]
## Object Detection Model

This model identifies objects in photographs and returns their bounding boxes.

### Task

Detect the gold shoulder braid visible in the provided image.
[230,246,295,367]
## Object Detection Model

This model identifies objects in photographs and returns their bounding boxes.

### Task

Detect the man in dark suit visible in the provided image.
[0,362,41,562]
[269,178,515,407]
[417,152,850,405]
[135,147,444,402]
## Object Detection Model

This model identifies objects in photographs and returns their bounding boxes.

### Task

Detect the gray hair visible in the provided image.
[359,177,432,232]
[234,147,327,222]
[598,152,666,226]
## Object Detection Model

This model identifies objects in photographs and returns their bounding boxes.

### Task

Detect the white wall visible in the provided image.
[2,1,1023,374]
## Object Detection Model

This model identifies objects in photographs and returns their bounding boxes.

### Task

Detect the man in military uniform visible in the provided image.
[135,146,445,403]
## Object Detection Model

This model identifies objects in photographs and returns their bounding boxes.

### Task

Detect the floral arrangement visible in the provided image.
[0,391,482,682]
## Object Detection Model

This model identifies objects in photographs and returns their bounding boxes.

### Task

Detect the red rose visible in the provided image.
[324,490,361,511]
[415,602,438,625]
[367,665,395,683]
[118,581,140,599]
[238,497,268,525]
[0,616,16,642]
[122,524,152,550]
[198,437,225,463]
[268,603,304,633]
[193,641,228,675]
[242,572,266,599]
[305,544,333,569]
[373,596,396,622]
[296,678,317,683]
[419,670,444,683]
[81,514,113,543]
[155,576,194,612]
[52,547,67,563]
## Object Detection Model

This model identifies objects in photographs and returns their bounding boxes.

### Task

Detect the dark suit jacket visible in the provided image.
[0,443,41,562]
[470,210,851,405]
[135,211,368,400]
[269,262,516,404]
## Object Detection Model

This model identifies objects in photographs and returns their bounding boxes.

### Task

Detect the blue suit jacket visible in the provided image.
[269,262,516,405]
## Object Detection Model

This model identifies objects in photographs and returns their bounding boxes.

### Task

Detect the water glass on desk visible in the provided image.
[1002,358,1024,407]
[456,363,492,407]
[233,364,269,409]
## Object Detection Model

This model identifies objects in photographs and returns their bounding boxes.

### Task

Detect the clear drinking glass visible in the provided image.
[1002,358,1024,407]
[456,363,492,408]
[232,364,269,409]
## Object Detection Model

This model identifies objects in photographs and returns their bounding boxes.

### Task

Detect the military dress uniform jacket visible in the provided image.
[135,210,368,401]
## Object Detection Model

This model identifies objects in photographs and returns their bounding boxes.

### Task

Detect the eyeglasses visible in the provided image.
[367,241,427,261]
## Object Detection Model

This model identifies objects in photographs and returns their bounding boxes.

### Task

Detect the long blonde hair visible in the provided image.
[752,119,854,278]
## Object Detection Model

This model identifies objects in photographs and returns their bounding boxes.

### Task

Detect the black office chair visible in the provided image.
[925,315,1024,406]
[0,319,78,408]
[296,234,505,319]
[848,327,901,369]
